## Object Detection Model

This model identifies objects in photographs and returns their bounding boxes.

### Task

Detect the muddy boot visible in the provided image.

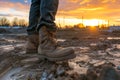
[26,35,39,54]
[38,26,76,61]
[98,65,120,80]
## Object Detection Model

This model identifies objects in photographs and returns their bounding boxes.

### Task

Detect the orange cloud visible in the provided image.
[67,0,79,3]
[80,0,91,5]
[0,1,29,12]
[58,0,120,24]
[0,0,120,25]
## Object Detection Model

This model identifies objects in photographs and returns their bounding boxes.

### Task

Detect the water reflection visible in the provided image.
[107,37,120,40]
[57,39,66,42]
[0,67,23,80]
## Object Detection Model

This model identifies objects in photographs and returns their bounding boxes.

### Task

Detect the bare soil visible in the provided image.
[0,27,120,80]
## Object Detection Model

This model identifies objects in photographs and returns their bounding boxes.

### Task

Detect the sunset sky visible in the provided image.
[0,0,120,26]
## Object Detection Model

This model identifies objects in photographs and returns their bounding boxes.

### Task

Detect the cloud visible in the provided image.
[0,0,120,25]
[0,13,11,17]
[58,0,120,19]
[0,1,29,12]
[67,0,79,3]
[0,0,30,4]
[0,1,29,18]
[80,0,91,5]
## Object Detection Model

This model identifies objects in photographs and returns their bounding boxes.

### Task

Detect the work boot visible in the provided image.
[38,26,76,61]
[26,35,39,54]
[98,65,120,80]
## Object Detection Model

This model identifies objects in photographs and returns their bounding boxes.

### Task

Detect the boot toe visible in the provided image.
[47,47,75,58]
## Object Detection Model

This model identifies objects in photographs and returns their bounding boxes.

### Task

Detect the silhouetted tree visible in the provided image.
[0,17,10,26]
[12,17,19,26]
[18,19,27,27]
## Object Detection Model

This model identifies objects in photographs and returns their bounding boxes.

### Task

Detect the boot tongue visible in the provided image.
[40,26,58,51]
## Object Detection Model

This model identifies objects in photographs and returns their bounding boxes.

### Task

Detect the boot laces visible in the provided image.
[47,31,60,49]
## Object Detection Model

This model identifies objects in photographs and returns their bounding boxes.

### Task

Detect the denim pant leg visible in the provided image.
[37,0,59,31]
[27,0,40,35]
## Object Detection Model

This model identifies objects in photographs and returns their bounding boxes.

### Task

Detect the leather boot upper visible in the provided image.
[38,26,74,58]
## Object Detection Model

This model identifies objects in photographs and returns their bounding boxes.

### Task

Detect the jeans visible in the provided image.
[27,0,59,35]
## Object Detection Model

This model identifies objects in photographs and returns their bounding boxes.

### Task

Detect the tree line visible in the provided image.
[0,17,28,27]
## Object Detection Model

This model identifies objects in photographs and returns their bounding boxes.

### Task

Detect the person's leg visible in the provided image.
[27,0,40,34]
[26,0,40,53]
[37,0,58,31]
[37,0,76,61]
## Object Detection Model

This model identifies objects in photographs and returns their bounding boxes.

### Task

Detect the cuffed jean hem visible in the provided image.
[37,24,57,32]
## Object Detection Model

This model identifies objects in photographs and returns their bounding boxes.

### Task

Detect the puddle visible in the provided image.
[0,67,23,80]
[57,39,66,42]
[90,43,97,46]
[107,37,120,40]
[0,27,22,29]
[0,33,27,36]
[0,45,14,51]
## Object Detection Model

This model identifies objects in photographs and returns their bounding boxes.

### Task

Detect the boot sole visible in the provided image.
[38,53,76,61]
[20,53,76,61]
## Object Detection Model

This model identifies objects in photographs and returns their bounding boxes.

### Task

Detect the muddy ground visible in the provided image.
[0,27,120,80]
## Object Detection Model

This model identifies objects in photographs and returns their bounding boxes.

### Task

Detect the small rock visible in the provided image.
[68,62,77,69]
[68,62,87,74]
[40,71,48,80]
[56,65,65,76]
[98,65,120,80]
[117,65,120,70]
[93,61,106,67]
[48,73,54,79]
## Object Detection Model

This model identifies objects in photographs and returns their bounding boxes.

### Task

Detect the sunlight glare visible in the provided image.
[83,19,108,26]
[56,18,108,27]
